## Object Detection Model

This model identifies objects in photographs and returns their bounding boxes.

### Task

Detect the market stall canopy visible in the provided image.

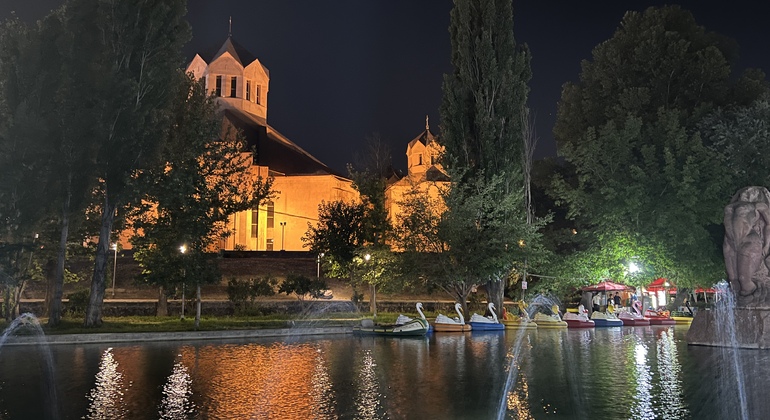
[646,278,676,292]
[581,281,633,292]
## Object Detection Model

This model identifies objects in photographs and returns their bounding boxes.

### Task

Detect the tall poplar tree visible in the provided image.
[439,0,534,313]
[62,0,191,327]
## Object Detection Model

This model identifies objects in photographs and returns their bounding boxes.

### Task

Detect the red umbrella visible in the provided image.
[581,281,633,292]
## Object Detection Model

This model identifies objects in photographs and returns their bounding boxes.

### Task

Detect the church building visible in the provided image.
[385,118,449,231]
[185,36,359,251]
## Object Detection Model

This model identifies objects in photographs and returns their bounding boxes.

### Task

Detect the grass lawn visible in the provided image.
[0,312,415,335]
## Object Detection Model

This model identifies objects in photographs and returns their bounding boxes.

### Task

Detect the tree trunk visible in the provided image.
[11,280,26,319]
[3,287,11,321]
[48,199,71,326]
[369,284,377,316]
[195,283,201,328]
[84,197,116,327]
[157,286,168,316]
[485,276,505,318]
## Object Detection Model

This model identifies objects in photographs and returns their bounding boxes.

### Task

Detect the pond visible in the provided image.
[1,325,769,419]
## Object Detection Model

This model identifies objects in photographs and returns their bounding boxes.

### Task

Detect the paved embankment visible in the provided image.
[2,326,351,346]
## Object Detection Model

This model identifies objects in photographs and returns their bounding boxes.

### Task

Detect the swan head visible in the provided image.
[416,302,423,311]
[454,302,462,310]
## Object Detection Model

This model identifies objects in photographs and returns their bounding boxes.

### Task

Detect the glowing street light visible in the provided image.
[111,243,118,298]
[179,244,186,320]
[317,252,324,279]
[629,262,640,274]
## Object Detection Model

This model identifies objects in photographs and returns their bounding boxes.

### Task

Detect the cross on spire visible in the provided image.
[425,115,430,131]
[229,16,232,38]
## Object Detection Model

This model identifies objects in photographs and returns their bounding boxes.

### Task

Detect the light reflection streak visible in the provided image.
[158,357,195,420]
[632,342,653,420]
[311,347,337,419]
[86,348,128,420]
[355,349,384,420]
[655,328,687,419]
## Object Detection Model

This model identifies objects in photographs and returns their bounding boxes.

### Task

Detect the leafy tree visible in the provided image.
[0,17,60,320]
[54,0,193,327]
[303,200,368,277]
[551,6,768,289]
[347,134,393,313]
[438,0,534,312]
[395,175,543,318]
[278,273,328,309]
[699,98,770,190]
[129,73,272,325]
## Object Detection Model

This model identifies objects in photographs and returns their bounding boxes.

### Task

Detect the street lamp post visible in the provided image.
[280,222,287,251]
[111,243,118,298]
[317,252,324,279]
[364,253,376,317]
[179,245,186,320]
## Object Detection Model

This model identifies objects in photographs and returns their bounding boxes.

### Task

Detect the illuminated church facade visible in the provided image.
[385,118,449,233]
[185,36,359,251]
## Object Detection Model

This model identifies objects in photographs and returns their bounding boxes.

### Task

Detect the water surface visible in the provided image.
[1,326,768,419]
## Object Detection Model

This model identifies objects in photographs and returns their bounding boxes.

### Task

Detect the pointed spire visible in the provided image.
[425,115,430,131]
[229,16,232,38]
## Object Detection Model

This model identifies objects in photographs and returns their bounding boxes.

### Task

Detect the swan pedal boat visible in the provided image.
[353,318,429,337]
[502,317,538,330]
[670,311,694,325]
[563,312,595,328]
[395,303,433,332]
[533,312,568,329]
[502,302,538,330]
[644,310,676,325]
[618,311,650,326]
[433,303,472,332]
[468,303,505,331]
[590,311,624,327]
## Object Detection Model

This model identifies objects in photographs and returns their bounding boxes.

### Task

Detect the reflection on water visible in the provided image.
[632,340,653,419]
[86,348,128,420]
[354,350,384,419]
[656,329,687,419]
[158,358,194,419]
[311,347,337,419]
[3,326,770,418]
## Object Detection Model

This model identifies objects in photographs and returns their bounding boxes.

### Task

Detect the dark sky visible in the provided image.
[2,1,769,174]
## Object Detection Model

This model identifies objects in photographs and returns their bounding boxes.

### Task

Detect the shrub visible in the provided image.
[66,289,90,316]
[279,273,328,302]
[226,276,277,314]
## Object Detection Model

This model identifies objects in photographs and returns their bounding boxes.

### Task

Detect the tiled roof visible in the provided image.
[206,37,270,77]
[221,106,342,176]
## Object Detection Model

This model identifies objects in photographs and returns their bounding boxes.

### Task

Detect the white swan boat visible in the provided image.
[468,302,505,331]
[433,303,472,332]
[353,316,429,337]
[395,303,433,332]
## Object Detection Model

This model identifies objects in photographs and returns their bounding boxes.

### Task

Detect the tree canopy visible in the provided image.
[551,5,768,289]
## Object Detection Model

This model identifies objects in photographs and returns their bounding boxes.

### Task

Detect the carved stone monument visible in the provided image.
[688,186,770,348]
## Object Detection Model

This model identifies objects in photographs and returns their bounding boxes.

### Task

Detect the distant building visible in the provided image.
[385,118,449,234]
[184,36,358,251]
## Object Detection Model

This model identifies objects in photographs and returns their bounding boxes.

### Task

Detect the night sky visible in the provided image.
[2,0,769,173]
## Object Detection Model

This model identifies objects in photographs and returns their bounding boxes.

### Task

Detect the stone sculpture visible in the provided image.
[723,186,770,305]
[688,186,770,348]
